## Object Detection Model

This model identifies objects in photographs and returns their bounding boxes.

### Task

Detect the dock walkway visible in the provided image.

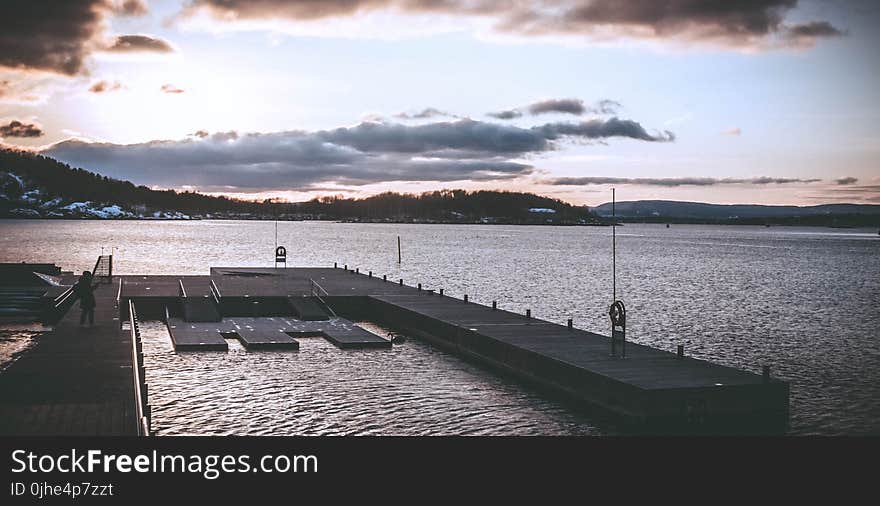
[0,280,137,435]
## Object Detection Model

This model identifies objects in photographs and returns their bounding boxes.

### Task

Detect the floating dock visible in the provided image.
[0,261,790,435]
[115,265,789,434]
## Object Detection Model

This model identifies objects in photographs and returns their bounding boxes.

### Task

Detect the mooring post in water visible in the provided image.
[567,318,573,330]
[355,267,359,274]
[369,271,372,278]
[763,365,771,383]
[464,294,468,303]
[344,264,348,271]
[383,274,387,282]
[526,309,531,319]
[399,278,403,286]
[334,262,337,268]
[439,288,444,296]
[492,300,497,310]
[398,235,401,264]
[677,344,684,359]
[418,283,422,291]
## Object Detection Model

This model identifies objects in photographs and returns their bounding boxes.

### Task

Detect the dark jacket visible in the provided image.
[73,278,97,309]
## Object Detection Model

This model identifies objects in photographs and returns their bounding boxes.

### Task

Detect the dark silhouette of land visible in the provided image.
[2,148,877,226]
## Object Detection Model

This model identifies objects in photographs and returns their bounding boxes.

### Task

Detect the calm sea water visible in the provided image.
[1,219,878,435]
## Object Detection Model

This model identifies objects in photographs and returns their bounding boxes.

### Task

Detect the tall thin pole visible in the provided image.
[612,188,616,303]
[397,235,402,264]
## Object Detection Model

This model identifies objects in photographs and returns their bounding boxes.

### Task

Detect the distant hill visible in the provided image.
[0,148,598,224]
[591,200,880,227]
[0,148,253,218]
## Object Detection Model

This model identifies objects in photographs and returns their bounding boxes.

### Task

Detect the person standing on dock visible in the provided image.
[73,271,98,325]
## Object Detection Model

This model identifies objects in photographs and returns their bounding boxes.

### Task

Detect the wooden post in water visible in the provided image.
[492,301,497,310]
[398,235,402,264]
[464,294,468,303]
[567,318,573,330]
[439,288,444,296]
[526,309,531,319]
[677,345,684,359]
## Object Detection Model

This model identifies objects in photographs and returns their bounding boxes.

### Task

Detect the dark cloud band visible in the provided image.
[104,35,174,53]
[489,98,621,119]
[0,120,44,138]
[43,116,673,191]
[542,176,822,187]
[0,1,167,76]
[182,0,845,49]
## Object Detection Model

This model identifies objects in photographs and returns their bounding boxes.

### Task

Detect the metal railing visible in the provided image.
[92,255,112,284]
[177,279,187,298]
[309,279,337,318]
[128,299,151,436]
[210,279,222,306]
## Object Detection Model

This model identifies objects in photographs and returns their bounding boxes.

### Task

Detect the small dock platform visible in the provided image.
[165,316,388,350]
[166,318,229,351]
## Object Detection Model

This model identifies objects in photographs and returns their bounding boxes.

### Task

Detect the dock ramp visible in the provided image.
[179,279,221,322]
[287,296,329,321]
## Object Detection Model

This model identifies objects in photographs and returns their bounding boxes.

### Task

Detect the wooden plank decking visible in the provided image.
[0,281,137,435]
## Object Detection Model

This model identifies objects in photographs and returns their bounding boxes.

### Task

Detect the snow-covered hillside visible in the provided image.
[0,170,190,219]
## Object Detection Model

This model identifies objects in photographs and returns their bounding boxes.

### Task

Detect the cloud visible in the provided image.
[180,0,845,49]
[160,84,185,94]
[42,115,673,191]
[0,1,155,76]
[116,0,148,16]
[724,127,742,136]
[487,109,522,120]
[535,118,674,143]
[489,98,621,119]
[835,177,858,185]
[394,107,455,120]
[528,98,587,116]
[104,35,174,53]
[785,21,845,39]
[88,80,123,93]
[0,120,44,138]
[43,133,533,191]
[542,176,822,187]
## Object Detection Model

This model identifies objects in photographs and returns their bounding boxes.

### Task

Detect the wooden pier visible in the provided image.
[116,265,789,433]
[0,278,138,435]
[0,261,790,435]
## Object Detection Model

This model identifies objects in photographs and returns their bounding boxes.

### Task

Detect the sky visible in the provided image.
[0,0,878,206]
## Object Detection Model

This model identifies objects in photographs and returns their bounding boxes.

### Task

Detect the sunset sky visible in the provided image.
[1,0,878,205]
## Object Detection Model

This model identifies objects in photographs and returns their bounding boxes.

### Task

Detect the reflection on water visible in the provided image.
[1,220,878,435]
[139,321,603,436]
[0,328,43,371]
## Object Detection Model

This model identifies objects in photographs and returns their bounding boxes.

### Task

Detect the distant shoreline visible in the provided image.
[3,216,880,230]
